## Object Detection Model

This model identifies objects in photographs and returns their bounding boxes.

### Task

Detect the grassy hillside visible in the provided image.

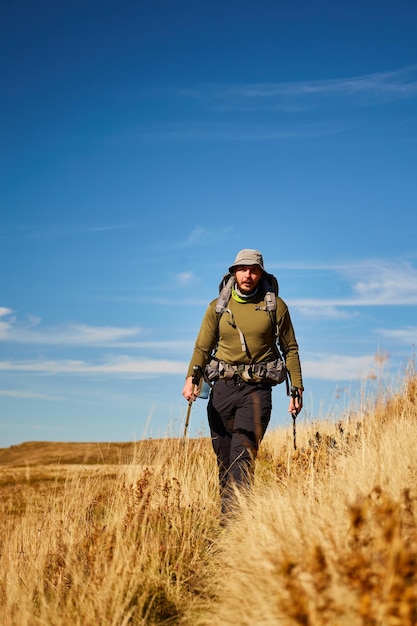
[0,439,210,467]
[0,374,416,625]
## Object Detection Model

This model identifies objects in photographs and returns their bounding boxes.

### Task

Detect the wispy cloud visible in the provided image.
[0,311,144,346]
[0,308,193,350]
[0,357,187,376]
[1,222,136,243]
[376,326,417,344]
[285,259,417,312]
[348,259,417,304]
[167,225,233,249]
[180,66,417,111]
[294,305,359,320]
[185,226,210,245]
[140,121,345,140]
[0,308,15,338]
[176,271,194,285]
[302,353,387,381]
[110,67,417,144]
[0,389,63,400]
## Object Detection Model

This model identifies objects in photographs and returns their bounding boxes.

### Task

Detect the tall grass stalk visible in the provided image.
[1,374,416,625]
[196,374,417,625]
[0,438,218,625]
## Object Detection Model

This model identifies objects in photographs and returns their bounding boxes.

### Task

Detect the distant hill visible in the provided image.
[0,440,174,467]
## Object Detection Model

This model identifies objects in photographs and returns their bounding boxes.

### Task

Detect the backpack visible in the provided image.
[214,271,280,359]
[208,271,288,388]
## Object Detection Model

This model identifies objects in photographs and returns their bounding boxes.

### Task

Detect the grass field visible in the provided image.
[1,371,416,625]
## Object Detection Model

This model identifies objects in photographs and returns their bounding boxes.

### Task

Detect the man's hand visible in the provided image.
[288,388,303,416]
[182,376,199,402]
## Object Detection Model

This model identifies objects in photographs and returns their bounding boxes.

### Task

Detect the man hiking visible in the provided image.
[182,249,303,519]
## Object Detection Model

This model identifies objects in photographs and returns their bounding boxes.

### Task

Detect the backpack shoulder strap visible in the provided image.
[215,274,235,315]
[256,273,279,315]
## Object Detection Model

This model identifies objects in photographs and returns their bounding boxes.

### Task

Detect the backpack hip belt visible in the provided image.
[205,358,286,386]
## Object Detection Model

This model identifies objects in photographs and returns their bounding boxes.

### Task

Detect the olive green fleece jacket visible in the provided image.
[186,290,303,390]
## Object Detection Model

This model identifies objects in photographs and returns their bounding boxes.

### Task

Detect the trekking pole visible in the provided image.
[183,401,193,440]
[183,366,203,439]
[290,387,299,451]
[292,414,297,451]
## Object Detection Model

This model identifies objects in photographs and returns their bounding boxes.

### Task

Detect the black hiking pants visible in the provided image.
[207,376,272,516]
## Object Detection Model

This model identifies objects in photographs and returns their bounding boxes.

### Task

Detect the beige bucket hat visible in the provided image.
[228,249,265,273]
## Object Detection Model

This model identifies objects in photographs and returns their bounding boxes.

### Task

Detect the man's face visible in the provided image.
[234,265,263,293]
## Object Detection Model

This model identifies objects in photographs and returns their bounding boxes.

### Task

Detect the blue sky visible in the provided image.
[1,0,417,447]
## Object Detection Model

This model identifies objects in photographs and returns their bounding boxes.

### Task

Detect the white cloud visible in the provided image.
[294,305,358,320]
[186,226,209,245]
[0,389,61,400]
[0,315,144,346]
[0,357,187,376]
[284,259,417,312]
[50,324,142,345]
[0,308,15,339]
[0,309,193,350]
[302,353,388,381]
[176,271,194,285]
[349,259,417,304]
[376,326,417,344]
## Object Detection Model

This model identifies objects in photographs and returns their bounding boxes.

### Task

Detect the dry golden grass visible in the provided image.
[1,371,416,625]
